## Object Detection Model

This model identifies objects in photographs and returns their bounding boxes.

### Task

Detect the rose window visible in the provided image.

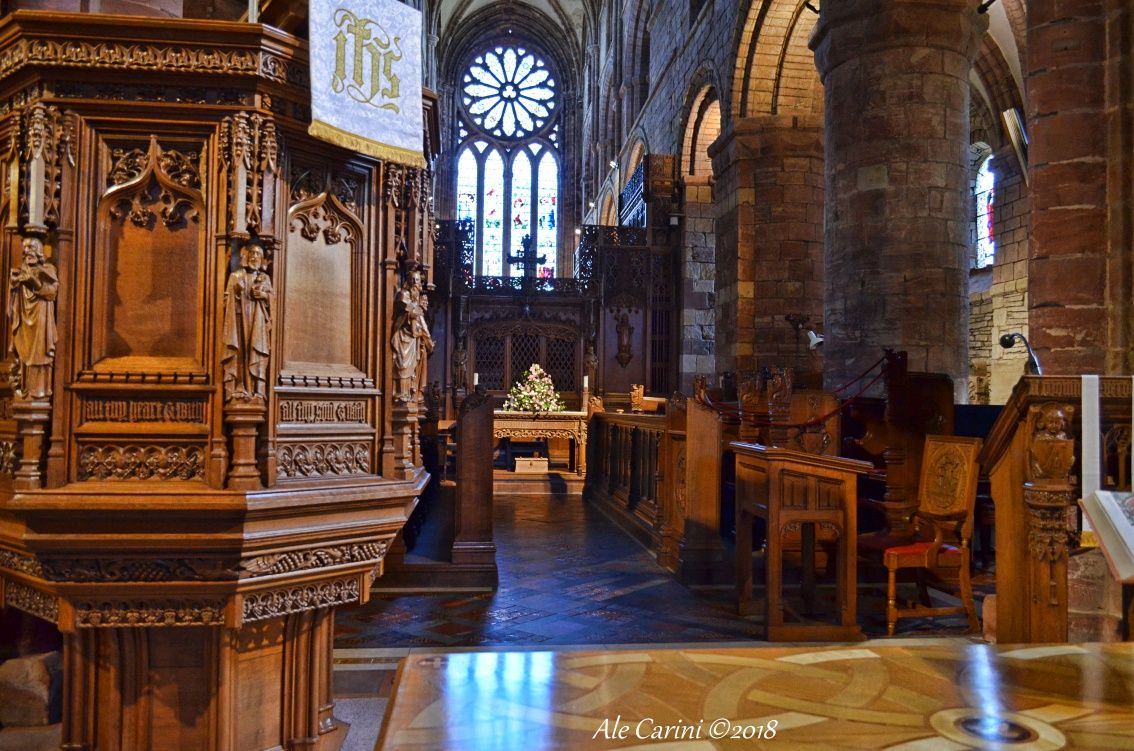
[462,47,556,139]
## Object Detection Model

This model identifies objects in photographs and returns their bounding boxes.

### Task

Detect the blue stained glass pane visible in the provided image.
[483,150,505,276]
[536,151,558,278]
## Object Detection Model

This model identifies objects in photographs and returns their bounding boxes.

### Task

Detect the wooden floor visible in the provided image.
[375,641,1134,750]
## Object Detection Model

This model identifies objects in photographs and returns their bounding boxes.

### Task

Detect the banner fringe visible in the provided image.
[308,119,426,168]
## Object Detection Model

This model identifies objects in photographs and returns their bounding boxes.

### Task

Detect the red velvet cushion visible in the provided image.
[885,541,959,556]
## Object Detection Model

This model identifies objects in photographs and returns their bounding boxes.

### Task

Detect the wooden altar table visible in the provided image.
[731,441,872,641]
[494,411,589,474]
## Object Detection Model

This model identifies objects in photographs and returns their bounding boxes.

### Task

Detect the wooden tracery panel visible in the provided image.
[282,192,360,371]
[92,133,209,374]
[471,319,579,392]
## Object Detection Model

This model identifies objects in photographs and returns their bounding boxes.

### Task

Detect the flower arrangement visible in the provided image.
[503,363,566,415]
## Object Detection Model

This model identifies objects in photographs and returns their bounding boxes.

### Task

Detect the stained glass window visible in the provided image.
[482,149,505,276]
[510,150,532,274]
[536,151,558,278]
[455,43,560,278]
[975,156,995,268]
[463,47,556,140]
[456,148,477,223]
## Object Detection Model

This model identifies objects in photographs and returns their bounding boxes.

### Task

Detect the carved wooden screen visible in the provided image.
[472,321,579,393]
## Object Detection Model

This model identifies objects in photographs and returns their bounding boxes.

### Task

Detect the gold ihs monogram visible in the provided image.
[332,8,402,112]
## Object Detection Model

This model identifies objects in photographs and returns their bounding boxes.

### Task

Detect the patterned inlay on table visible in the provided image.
[377,643,1134,750]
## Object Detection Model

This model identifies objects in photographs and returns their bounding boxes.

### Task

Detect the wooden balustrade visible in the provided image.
[585,412,667,552]
[585,390,733,584]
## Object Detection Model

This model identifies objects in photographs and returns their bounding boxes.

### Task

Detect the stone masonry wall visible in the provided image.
[680,179,716,393]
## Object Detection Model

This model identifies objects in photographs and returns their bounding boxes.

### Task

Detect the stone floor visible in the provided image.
[375,641,1134,750]
[335,493,977,649]
[332,493,987,750]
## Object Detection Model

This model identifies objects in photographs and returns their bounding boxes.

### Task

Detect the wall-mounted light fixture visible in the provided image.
[999,332,1042,375]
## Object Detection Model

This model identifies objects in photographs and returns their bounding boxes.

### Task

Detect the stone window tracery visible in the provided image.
[455,43,560,278]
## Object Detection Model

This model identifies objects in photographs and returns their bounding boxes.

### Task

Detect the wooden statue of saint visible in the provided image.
[222,240,273,402]
[8,236,58,400]
[392,270,433,400]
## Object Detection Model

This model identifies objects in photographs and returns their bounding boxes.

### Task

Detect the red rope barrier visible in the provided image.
[830,354,887,395]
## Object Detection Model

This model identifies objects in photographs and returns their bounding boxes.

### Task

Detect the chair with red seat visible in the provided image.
[884,434,983,636]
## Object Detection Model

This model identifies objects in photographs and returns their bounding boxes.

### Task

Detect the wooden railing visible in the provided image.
[586,412,666,551]
[585,390,734,584]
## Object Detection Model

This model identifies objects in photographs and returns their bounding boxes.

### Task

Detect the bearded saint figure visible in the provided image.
[222,241,273,401]
[8,236,58,399]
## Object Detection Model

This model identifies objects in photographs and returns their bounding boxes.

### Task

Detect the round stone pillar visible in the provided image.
[710,115,825,381]
[811,0,986,398]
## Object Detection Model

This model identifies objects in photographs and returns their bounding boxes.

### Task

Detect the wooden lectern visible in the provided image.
[0,10,439,750]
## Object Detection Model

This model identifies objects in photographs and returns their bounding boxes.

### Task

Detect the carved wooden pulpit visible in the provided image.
[981,375,1131,643]
[0,10,438,750]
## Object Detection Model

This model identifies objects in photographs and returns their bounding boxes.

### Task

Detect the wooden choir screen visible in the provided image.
[583,225,678,398]
[433,212,679,417]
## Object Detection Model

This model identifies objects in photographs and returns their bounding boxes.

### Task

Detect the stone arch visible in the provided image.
[437,2,582,273]
[733,0,822,119]
[966,23,1030,406]
[624,136,648,184]
[681,85,722,178]
[599,190,617,226]
[622,0,653,130]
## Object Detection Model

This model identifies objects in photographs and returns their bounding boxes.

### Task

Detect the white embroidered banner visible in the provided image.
[309,0,425,167]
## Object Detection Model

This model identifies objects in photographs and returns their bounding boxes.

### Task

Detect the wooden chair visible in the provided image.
[884,434,983,636]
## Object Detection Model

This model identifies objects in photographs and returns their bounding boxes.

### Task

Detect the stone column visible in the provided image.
[811,0,986,398]
[1027,0,1133,374]
[678,176,716,393]
[710,115,825,381]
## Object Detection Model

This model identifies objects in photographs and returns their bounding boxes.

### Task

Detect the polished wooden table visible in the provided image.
[375,641,1134,750]
[731,441,873,642]
[493,410,589,474]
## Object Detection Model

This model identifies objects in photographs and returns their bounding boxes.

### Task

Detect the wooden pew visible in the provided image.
[732,441,872,641]
[587,374,845,588]
[375,387,498,590]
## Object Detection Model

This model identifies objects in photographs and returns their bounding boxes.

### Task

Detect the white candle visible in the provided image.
[473,372,479,386]
[583,375,589,389]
